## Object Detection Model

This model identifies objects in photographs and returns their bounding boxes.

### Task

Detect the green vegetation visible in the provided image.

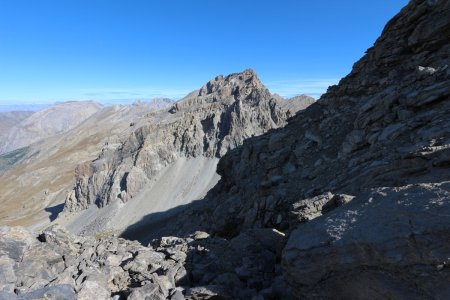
[0,146,29,174]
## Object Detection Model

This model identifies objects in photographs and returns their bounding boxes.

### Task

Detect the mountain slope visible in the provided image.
[0,111,33,133]
[166,0,449,297]
[275,94,315,116]
[208,0,450,236]
[60,69,309,235]
[0,101,173,228]
[0,101,103,154]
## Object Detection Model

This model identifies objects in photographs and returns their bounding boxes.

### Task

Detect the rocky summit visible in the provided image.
[58,69,303,237]
[165,0,450,298]
[64,69,290,211]
[0,0,449,299]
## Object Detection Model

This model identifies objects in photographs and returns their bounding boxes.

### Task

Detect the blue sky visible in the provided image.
[0,0,408,104]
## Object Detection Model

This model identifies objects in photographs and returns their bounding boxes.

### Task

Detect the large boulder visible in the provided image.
[284,183,450,299]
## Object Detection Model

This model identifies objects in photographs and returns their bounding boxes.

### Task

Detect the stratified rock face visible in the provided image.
[65,69,299,212]
[167,0,450,298]
[0,101,103,154]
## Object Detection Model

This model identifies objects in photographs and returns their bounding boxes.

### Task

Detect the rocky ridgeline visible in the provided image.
[65,69,299,211]
[275,94,315,115]
[206,0,450,235]
[174,0,449,298]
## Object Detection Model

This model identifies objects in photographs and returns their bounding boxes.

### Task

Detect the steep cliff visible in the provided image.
[0,101,172,228]
[182,0,449,298]
[64,69,299,213]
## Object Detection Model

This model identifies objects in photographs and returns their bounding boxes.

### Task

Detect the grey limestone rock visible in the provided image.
[20,285,76,300]
[0,225,188,299]
[160,0,450,298]
[64,69,309,212]
[284,183,450,299]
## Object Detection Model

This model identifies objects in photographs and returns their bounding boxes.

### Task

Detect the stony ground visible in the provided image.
[0,225,288,299]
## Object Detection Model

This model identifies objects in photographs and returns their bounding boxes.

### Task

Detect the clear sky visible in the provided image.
[0,0,409,104]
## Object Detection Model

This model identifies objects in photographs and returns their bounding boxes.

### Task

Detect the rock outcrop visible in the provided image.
[284,182,450,299]
[166,0,449,298]
[65,69,300,212]
[0,100,172,228]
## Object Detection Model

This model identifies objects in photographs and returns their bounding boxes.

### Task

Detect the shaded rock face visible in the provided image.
[65,69,298,212]
[165,0,449,298]
[204,0,450,232]
[284,182,450,299]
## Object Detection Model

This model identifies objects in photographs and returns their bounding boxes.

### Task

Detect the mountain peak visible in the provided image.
[198,68,264,97]
[226,68,259,80]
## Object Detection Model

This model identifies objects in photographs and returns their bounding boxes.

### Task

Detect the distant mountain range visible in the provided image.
[0,103,52,112]
[0,101,103,155]
[0,98,175,112]
[0,99,178,155]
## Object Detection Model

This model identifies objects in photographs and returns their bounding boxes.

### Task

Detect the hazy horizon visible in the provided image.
[0,98,175,112]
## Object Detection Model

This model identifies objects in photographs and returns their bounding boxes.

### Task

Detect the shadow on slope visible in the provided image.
[45,203,65,222]
[118,127,285,245]
[120,198,210,245]
[119,131,270,245]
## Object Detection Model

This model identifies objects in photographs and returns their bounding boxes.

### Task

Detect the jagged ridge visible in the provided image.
[64,69,297,212]
[180,0,450,297]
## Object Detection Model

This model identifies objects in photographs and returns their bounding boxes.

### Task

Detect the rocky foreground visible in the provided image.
[1,0,450,299]
[0,224,289,299]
